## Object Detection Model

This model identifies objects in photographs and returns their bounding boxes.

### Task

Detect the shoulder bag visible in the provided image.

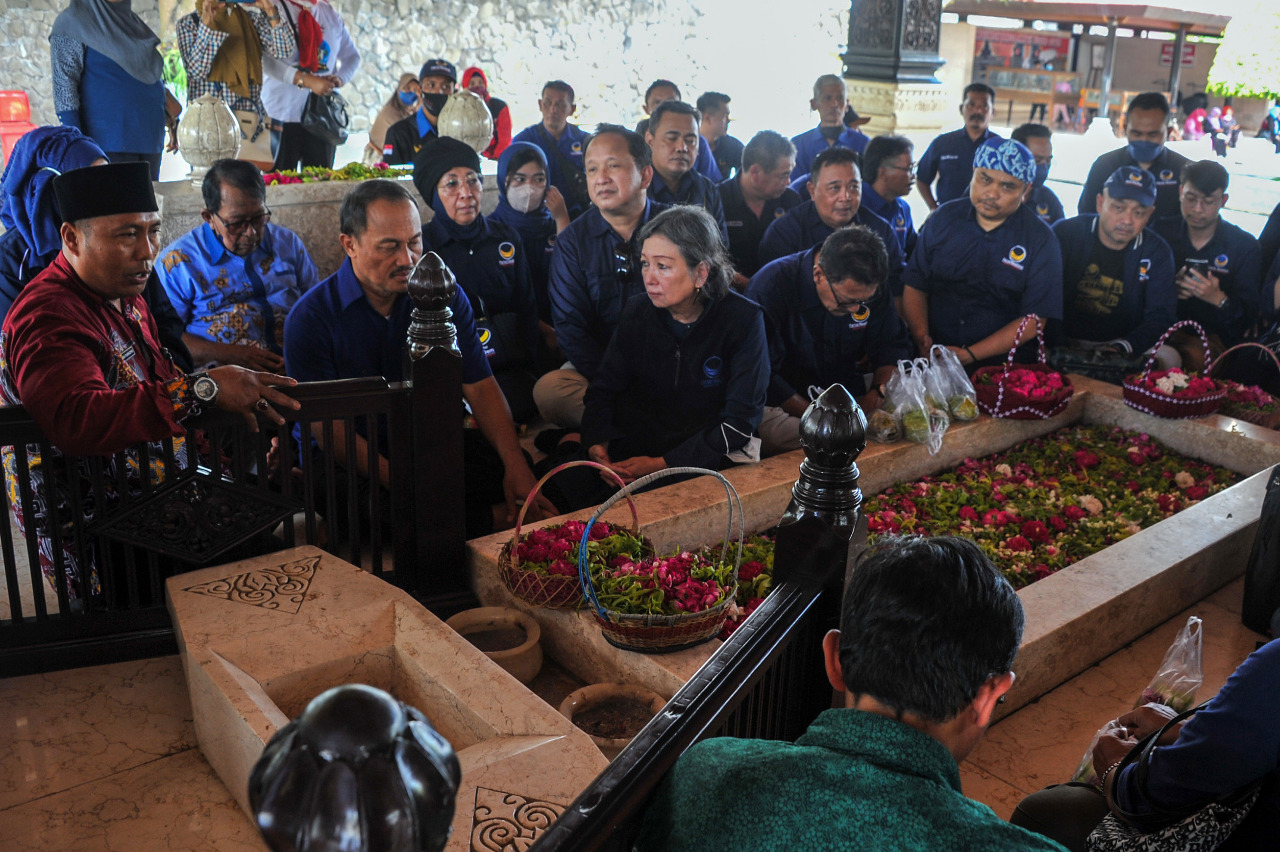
[279,1,349,146]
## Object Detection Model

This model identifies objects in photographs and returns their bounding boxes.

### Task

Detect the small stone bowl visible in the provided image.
[446,607,543,684]
[559,683,667,760]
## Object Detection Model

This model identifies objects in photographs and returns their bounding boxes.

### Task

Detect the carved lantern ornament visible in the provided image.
[437,90,495,154]
[249,683,462,852]
[177,94,241,187]
[844,0,945,84]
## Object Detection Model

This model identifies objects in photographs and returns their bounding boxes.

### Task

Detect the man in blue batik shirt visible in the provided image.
[511,80,592,218]
[157,159,317,371]
[790,74,869,180]
[1011,123,1064,227]
[916,83,1001,211]
[902,138,1062,368]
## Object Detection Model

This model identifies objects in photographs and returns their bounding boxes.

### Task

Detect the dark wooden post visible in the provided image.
[404,252,467,602]
[772,384,868,593]
[842,0,946,85]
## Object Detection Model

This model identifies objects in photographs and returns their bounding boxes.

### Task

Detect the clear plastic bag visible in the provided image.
[1068,615,1203,786]
[869,363,910,443]
[930,345,980,421]
[899,358,949,455]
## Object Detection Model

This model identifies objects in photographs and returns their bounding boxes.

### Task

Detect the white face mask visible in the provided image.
[506,184,545,214]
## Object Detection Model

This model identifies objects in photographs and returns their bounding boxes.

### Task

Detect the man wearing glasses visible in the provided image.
[535,125,670,430]
[860,135,917,260]
[746,227,910,456]
[157,159,317,371]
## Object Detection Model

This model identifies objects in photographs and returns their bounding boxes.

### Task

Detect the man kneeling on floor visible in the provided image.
[635,535,1067,852]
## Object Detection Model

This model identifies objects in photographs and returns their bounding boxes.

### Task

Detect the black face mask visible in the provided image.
[820,124,843,141]
[421,92,450,116]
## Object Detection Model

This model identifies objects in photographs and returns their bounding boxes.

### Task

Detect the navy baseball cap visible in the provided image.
[419,59,457,83]
[1103,166,1157,207]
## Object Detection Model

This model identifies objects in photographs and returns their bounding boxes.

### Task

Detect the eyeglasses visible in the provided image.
[825,275,875,318]
[213,207,271,235]
[883,162,917,175]
[438,173,483,197]
[615,243,634,284]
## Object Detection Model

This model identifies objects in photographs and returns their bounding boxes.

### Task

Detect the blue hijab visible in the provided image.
[489,142,555,245]
[0,125,106,265]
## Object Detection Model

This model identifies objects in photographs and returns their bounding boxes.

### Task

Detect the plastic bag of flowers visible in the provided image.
[929,344,979,421]
[868,367,909,443]
[1070,615,1203,785]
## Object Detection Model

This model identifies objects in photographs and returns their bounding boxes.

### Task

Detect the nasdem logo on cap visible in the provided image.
[1126,170,1144,185]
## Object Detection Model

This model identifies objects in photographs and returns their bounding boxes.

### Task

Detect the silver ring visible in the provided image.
[255,397,270,412]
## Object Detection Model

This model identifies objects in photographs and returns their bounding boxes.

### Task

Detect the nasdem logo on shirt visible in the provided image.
[1214,254,1229,269]
[498,241,516,266]
[1138,259,1151,282]
[701,356,724,387]
[1002,245,1027,270]
[571,142,582,153]
[1159,169,1174,182]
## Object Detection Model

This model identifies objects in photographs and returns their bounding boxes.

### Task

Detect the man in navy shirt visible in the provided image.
[916,83,1000,210]
[757,147,904,302]
[719,130,802,281]
[645,100,729,243]
[511,80,592,218]
[860,135,917,259]
[284,179,553,538]
[1078,92,1190,221]
[534,125,670,429]
[383,58,455,165]
[1260,200,1280,277]
[697,91,744,180]
[747,226,912,455]
[1053,167,1177,366]
[1154,160,1262,367]
[903,137,1062,367]
[790,74,870,180]
[1011,123,1064,227]
[635,79,722,182]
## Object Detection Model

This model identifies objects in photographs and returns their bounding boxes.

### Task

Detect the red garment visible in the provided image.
[283,0,325,72]
[0,253,186,456]
[461,66,511,160]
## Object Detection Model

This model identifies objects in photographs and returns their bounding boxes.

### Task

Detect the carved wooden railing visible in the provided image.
[0,253,470,677]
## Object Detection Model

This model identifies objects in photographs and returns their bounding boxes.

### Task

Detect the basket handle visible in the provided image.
[989,315,1045,415]
[1207,342,1280,380]
[1141,320,1212,379]
[511,459,638,542]
[577,467,746,623]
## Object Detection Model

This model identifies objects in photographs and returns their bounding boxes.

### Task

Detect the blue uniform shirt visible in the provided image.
[1028,184,1065,228]
[861,183,917,259]
[1154,215,1262,345]
[790,126,870,180]
[284,256,490,386]
[511,122,591,215]
[917,127,1001,207]
[788,172,812,203]
[157,222,318,361]
[903,198,1063,347]
[547,199,670,381]
[719,177,802,278]
[758,201,906,295]
[746,246,912,404]
[649,170,729,244]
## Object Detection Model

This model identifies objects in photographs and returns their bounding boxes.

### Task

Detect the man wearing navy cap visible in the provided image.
[916,84,1001,210]
[902,137,1062,367]
[383,58,457,165]
[790,75,870,180]
[1052,166,1177,366]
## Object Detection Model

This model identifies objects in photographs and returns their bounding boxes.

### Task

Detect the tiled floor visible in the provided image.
[961,576,1271,819]
[1,578,1269,849]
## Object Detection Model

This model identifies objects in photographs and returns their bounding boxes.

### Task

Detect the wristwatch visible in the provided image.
[1217,295,1229,309]
[191,372,219,408]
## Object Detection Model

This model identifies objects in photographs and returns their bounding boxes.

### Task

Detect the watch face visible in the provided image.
[193,376,218,403]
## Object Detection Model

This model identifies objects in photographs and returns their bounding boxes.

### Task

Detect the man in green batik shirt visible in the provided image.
[635,536,1067,852]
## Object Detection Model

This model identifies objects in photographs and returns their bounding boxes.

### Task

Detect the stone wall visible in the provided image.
[2,0,852,148]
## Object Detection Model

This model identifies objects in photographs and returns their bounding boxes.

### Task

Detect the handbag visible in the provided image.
[232,109,274,169]
[300,91,349,146]
[1085,702,1264,852]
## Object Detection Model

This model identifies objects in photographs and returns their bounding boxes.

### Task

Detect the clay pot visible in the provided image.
[177,94,240,187]
[446,607,542,684]
[559,683,666,760]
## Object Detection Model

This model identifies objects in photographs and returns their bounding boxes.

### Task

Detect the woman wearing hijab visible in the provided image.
[461,66,511,160]
[177,0,295,170]
[50,0,173,180]
[0,125,192,368]
[489,142,571,352]
[261,0,360,171]
[413,138,541,423]
[365,73,419,165]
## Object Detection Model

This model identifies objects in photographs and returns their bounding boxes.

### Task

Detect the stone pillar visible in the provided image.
[841,0,952,138]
